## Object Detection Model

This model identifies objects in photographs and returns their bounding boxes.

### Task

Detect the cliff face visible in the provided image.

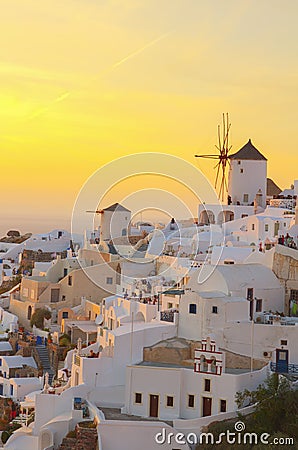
[272,244,298,314]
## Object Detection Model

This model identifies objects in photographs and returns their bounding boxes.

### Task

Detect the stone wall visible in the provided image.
[223,349,267,371]
[20,249,67,274]
[143,338,201,367]
[48,343,68,375]
[58,422,98,450]
[143,337,268,370]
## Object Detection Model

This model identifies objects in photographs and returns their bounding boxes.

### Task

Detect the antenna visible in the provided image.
[195,113,232,202]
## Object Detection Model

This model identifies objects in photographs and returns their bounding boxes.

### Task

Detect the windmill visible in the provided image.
[195,113,232,203]
[86,210,104,214]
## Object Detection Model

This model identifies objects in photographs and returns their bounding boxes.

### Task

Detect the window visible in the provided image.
[281,340,288,346]
[220,399,227,412]
[188,394,195,408]
[212,306,218,314]
[62,295,66,301]
[278,351,287,361]
[168,303,173,309]
[241,214,248,218]
[62,311,68,319]
[240,169,244,173]
[189,304,197,314]
[30,289,35,300]
[106,277,113,285]
[99,328,103,337]
[23,288,28,298]
[243,194,249,203]
[238,161,241,165]
[68,276,72,286]
[252,223,255,231]
[135,393,142,404]
[290,290,298,301]
[256,299,262,312]
[265,224,269,232]
[247,288,254,300]
[10,385,13,396]
[166,396,174,407]
[204,379,211,392]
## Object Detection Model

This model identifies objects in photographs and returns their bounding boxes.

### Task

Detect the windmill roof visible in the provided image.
[103,203,130,212]
[229,139,267,161]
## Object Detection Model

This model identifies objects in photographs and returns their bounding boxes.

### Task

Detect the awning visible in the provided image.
[76,323,98,333]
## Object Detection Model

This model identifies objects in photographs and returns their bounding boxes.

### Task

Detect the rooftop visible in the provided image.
[100,407,173,426]
[229,139,267,161]
[103,203,130,212]
[134,361,260,374]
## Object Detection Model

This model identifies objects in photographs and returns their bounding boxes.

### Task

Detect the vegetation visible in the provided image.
[59,333,71,347]
[1,423,22,444]
[30,308,52,329]
[66,429,76,438]
[78,420,96,428]
[196,374,298,450]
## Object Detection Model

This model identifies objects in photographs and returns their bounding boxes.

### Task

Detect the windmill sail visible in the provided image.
[195,113,232,202]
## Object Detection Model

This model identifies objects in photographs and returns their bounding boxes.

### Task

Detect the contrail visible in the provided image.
[28,91,71,119]
[110,31,171,71]
[27,31,171,121]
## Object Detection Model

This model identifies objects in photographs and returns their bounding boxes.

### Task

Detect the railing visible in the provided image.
[270,362,298,374]
[74,355,81,366]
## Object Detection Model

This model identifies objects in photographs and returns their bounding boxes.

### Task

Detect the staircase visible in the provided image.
[36,345,55,385]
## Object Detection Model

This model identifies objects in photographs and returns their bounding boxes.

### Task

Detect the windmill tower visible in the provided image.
[195,113,232,203]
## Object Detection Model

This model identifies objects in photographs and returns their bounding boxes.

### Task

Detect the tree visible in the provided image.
[236,373,298,436]
[197,374,298,450]
[30,308,51,330]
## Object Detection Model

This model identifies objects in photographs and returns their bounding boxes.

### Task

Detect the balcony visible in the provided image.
[270,362,298,374]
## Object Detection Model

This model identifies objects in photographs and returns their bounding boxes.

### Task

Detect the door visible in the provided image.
[149,394,159,417]
[276,349,289,373]
[247,288,254,320]
[202,397,212,417]
[274,222,280,237]
[0,384,3,396]
[51,288,59,303]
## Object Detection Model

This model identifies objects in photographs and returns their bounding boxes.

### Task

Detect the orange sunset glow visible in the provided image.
[1,0,298,234]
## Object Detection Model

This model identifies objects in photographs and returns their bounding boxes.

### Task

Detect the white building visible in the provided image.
[0,377,43,402]
[223,207,294,246]
[123,337,268,421]
[100,203,131,242]
[228,139,267,208]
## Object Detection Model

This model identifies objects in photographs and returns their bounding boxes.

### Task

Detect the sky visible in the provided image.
[1,0,298,235]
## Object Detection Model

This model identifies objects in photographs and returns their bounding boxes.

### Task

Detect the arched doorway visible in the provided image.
[200,210,215,225]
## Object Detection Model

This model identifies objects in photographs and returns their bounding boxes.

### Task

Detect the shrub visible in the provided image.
[59,333,71,347]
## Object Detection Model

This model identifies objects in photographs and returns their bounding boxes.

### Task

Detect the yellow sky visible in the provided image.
[1,0,298,234]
